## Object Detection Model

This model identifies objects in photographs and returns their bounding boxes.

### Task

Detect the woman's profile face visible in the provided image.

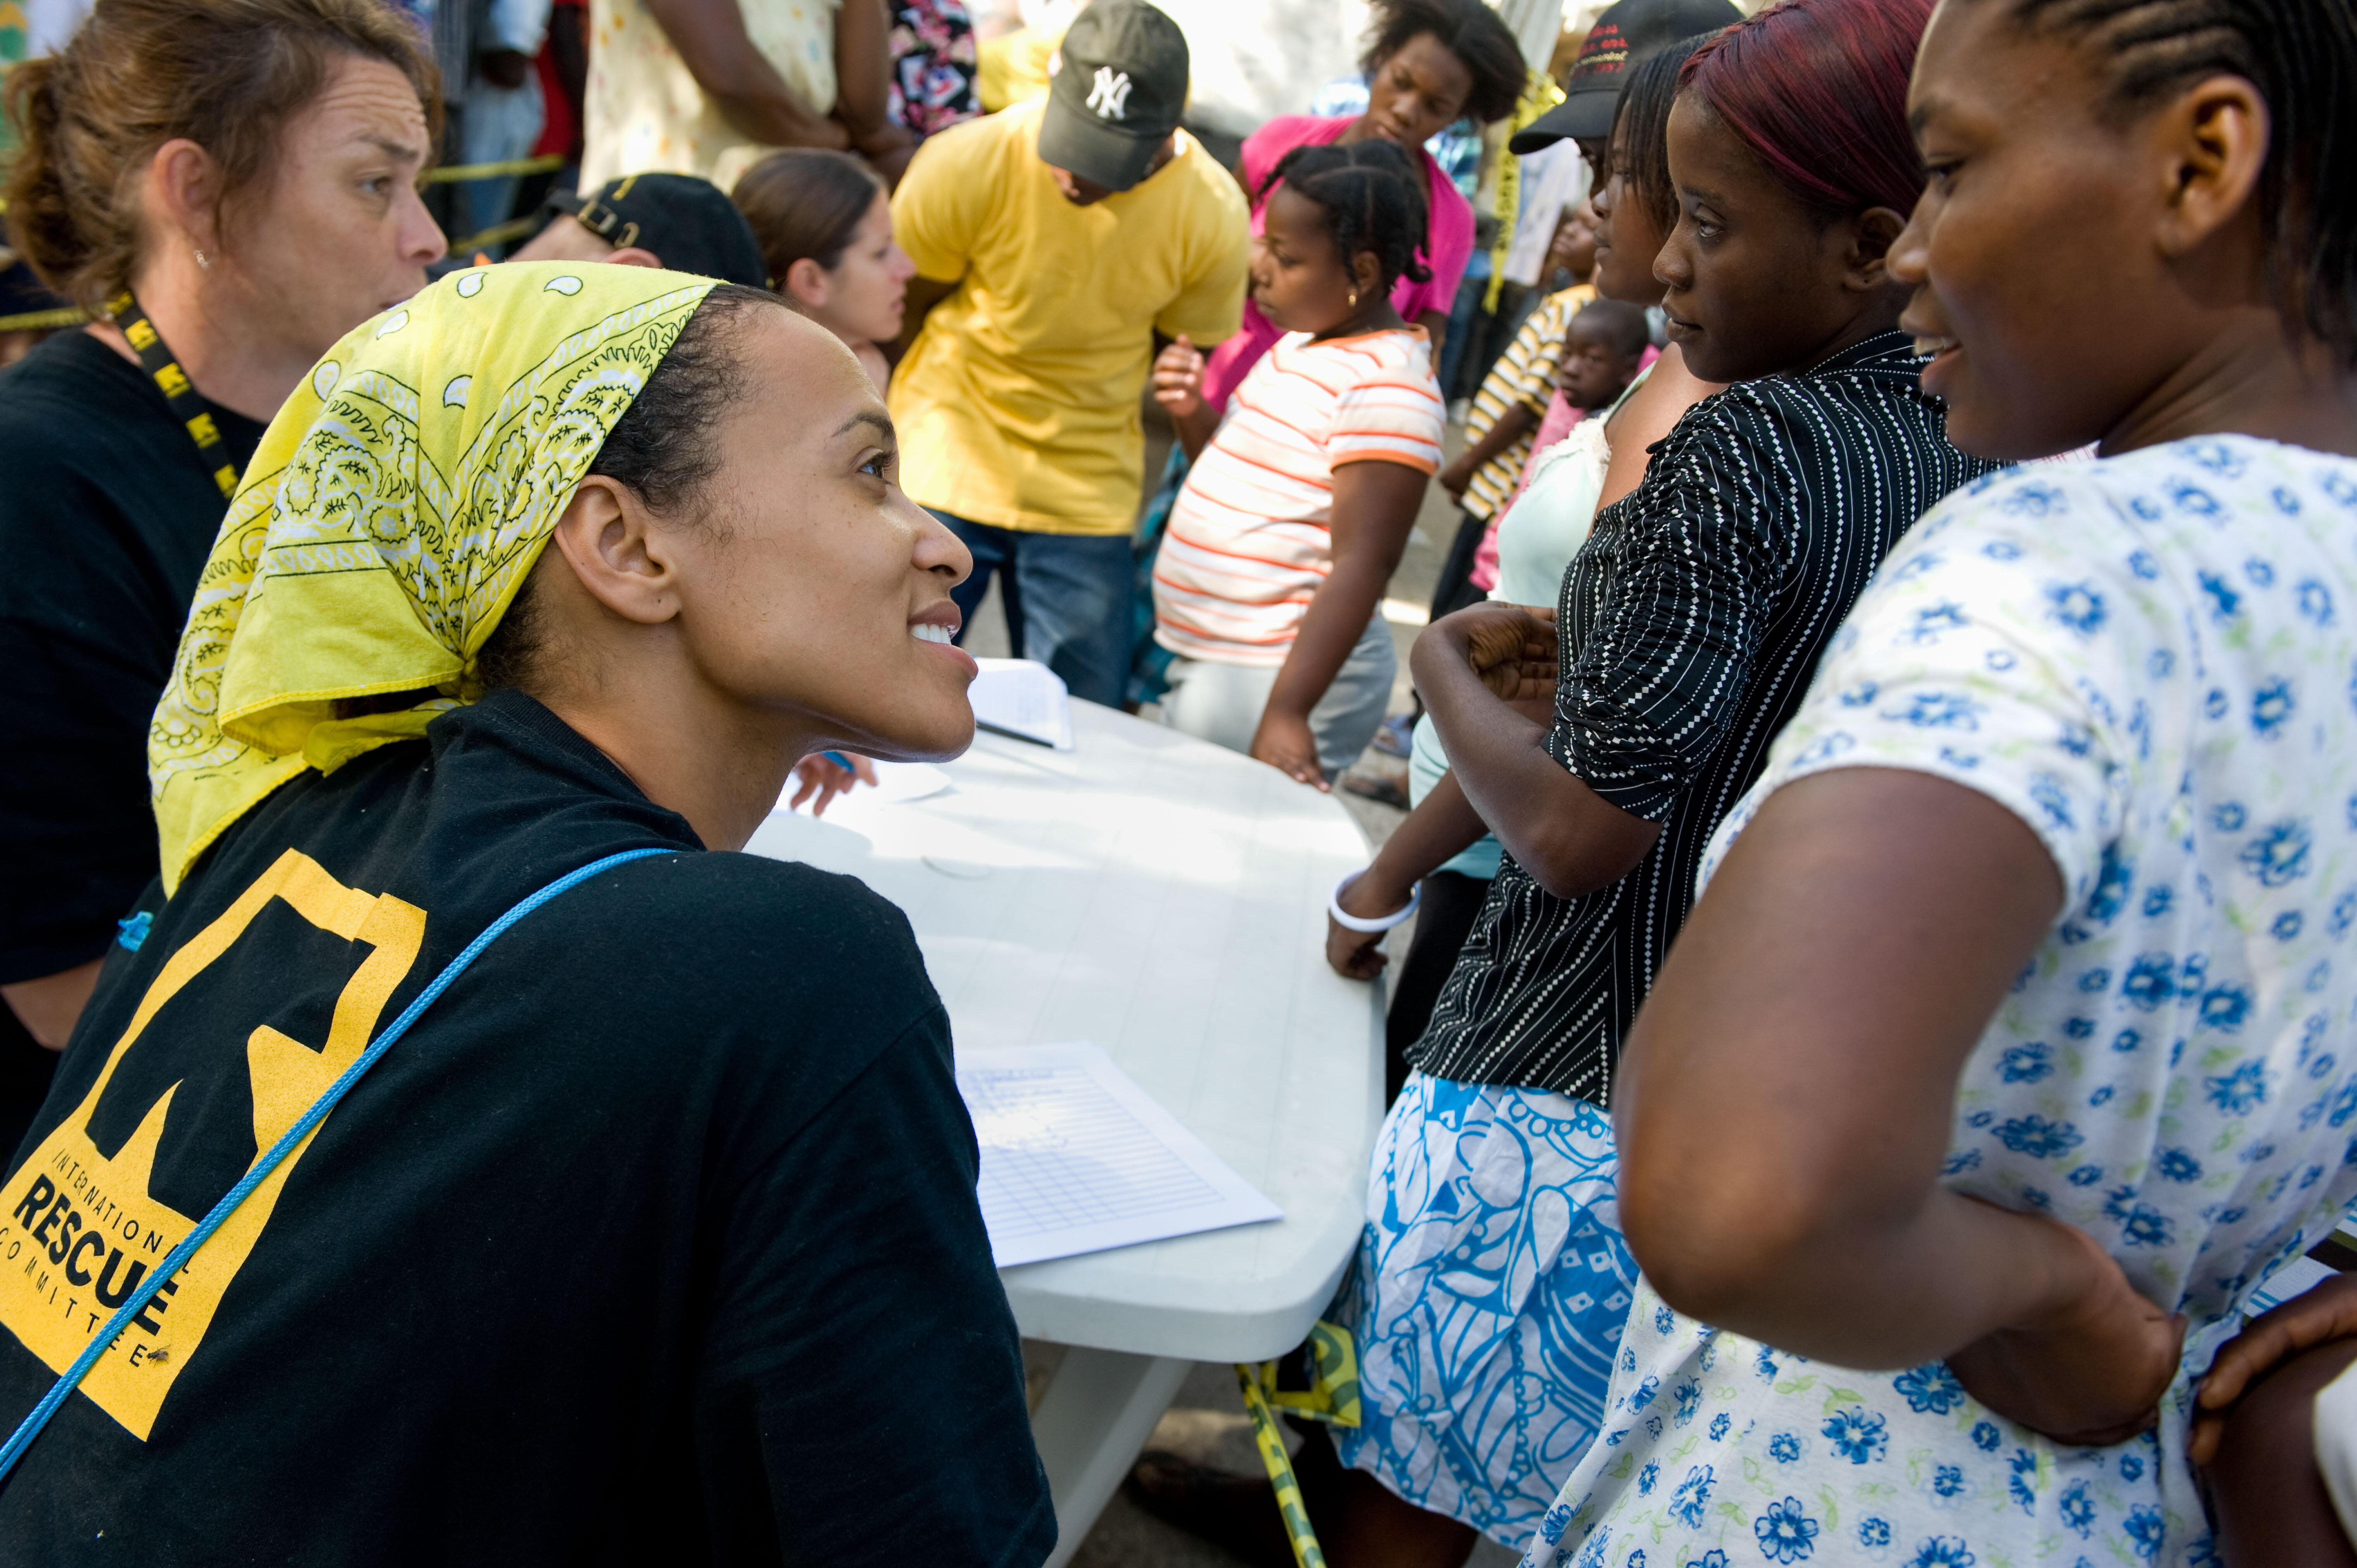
[1360,32,1474,151]
[212,54,444,365]
[1892,0,2185,459]
[666,308,977,762]
[813,193,917,346]
[1590,117,1671,307]
[1653,93,1889,383]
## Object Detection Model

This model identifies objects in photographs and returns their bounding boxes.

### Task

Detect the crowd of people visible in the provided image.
[1,0,2355,1561]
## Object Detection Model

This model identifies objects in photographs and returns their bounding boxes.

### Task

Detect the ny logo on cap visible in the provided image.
[1087,66,1132,120]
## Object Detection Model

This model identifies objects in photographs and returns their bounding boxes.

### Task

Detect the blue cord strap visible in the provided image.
[0,846,671,1483]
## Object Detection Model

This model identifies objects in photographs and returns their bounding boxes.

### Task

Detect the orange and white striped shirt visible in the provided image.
[1153,328,1443,666]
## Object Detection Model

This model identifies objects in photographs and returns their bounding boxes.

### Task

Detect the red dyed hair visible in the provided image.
[1678,0,1935,219]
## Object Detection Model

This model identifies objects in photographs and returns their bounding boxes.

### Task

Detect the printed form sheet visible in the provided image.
[955,1042,1281,1267]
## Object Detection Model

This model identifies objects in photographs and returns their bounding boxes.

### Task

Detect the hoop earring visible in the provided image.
[193,248,212,271]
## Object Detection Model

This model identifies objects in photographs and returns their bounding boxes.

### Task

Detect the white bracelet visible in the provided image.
[1330,871,1420,933]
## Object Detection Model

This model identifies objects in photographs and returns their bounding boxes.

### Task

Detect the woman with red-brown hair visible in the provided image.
[0,0,446,1155]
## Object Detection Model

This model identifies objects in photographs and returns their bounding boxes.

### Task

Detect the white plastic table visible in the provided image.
[743,700,1383,1565]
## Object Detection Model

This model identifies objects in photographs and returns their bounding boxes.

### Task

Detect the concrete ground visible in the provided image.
[956,420,1524,1565]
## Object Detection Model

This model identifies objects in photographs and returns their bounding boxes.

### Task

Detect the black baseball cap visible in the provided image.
[551,173,769,288]
[1510,0,1743,154]
[1036,0,1189,193]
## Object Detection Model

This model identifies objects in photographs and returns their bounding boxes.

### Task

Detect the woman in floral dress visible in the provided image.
[1524,0,2357,1565]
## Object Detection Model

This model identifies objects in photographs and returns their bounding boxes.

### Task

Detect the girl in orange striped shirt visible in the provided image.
[1149,140,1445,787]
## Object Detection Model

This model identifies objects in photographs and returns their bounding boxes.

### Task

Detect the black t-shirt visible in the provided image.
[0,689,1054,1565]
[0,330,270,1152]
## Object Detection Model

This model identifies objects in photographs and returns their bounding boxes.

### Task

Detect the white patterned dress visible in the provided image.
[1524,435,2357,1568]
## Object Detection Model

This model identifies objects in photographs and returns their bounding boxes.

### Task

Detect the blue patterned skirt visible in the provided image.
[1334,1072,1639,1547]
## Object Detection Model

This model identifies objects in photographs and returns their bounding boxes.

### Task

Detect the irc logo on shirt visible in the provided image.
[0,850,423,1440]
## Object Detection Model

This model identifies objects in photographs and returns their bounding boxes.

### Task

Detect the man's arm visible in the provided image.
[641,0,852,149]
[833,0,915,178]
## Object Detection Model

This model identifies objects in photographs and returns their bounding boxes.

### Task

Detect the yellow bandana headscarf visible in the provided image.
[148,262,719,893]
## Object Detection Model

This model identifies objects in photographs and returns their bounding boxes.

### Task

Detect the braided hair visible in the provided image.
[2008,0,2357,365]
[1260,139,1434,297]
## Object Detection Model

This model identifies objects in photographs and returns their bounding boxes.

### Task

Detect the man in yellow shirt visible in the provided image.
[889,0,1248,706]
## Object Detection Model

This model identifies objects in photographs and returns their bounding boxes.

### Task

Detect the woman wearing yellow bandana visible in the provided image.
[0,262,1054,1563]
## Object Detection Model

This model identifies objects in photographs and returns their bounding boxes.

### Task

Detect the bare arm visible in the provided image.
[1437,400,1537,500]
[1325,769,1490,979]
[1415,308,1449,366]
[833,0,915,178]
[1250,460,1425,787]
[1617,766,2183,1440]
[1,959,100,1051]
[1411,602,1660,898]
[1150,335,1221,461]
[642,0,852,149]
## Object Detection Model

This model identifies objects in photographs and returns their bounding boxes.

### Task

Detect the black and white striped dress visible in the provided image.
[1411,331,2000,1101]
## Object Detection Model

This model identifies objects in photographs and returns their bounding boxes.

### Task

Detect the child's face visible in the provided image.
[1251,184,1373,336]
[1550,204,1599,283]
[1556,319,1640,409]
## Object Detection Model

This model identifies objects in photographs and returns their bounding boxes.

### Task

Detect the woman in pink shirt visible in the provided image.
[1195,0,1524,411]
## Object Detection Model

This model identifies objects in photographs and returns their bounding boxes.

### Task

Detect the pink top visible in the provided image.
[1196,115,1476,414]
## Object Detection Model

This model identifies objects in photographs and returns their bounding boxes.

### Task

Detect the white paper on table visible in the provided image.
[969,658,1074,750]
[955,1041,1281,1267]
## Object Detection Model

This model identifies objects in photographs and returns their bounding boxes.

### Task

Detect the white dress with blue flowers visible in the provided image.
[1522,435,2357,1568]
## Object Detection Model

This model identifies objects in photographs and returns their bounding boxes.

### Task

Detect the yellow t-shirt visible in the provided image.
[889,101,1251,536]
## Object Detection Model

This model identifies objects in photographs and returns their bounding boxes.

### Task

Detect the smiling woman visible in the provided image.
[0,265,1051,1561]
[0,0,445,1150]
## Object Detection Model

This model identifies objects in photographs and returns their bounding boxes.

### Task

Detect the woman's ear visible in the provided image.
[547,475,687,629]
[1843,206,1909,292]
[2151,73,2268,261]
[146,137,222,256]
[783,256,833,312]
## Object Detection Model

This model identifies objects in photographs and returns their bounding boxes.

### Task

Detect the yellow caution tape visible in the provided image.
[0,305,87,333]
[445,215,542,257]
[1231,1318,1362,1568]
[425,153,566,184]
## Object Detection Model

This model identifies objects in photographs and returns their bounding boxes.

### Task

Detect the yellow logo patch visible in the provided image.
[0,850,422,1439]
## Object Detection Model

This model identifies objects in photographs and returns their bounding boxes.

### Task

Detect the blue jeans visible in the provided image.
[931,511,1133,709]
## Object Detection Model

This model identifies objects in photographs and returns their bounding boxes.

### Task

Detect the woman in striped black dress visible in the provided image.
[1294,1,2004,1558]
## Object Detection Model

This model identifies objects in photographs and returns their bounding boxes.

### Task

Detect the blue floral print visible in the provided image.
[1754,1498,1821,1563]
[1520,440,2357,1568]
[1338,1074,1636,1547]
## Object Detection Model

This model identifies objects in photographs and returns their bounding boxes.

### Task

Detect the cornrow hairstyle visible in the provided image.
[1680,0,1937,222]
[1358,0,1527,125]
[1606,35,1715,238]
[1262,139,1434,295]
[2008,0,2357,367]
